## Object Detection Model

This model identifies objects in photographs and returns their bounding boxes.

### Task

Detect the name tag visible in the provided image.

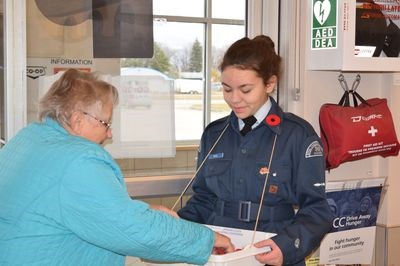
[208,152,224,159]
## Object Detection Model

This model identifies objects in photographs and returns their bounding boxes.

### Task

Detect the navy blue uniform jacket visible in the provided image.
[178,97,334,265]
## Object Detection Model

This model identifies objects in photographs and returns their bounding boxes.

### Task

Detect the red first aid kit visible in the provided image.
[319,81,400,169]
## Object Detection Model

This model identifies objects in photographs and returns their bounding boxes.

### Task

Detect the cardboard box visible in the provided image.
[142,225,276,266]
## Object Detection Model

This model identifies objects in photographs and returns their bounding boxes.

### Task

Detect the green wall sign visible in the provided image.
[311,0,337,49]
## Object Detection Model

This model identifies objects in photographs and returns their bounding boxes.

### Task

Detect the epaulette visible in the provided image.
[204,115,230,133]
[283,112,316,136]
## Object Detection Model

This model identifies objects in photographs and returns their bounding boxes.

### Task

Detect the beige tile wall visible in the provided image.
[116,146,197,209]
[116,146,198,176]
[139,195,191,210]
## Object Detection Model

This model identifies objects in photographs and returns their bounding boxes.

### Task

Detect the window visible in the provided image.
[18,0,249,175]
[123,0,247,142]
[5,0,282,177]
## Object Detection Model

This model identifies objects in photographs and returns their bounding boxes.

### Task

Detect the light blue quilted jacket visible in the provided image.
[0,118,213,265]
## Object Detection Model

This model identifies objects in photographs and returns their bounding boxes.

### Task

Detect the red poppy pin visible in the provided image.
[265,114,281,126]
[259,167,269,175]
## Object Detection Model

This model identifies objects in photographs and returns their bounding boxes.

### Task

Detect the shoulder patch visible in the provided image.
[305,140,323,158]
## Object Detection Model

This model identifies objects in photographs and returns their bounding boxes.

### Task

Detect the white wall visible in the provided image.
[292,1,400,227]
[386,75,400,226]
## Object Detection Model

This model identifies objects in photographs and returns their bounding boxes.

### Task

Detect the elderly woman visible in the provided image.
[0,69,233,265]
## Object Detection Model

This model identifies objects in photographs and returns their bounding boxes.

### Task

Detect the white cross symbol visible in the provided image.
[368,126,378,137]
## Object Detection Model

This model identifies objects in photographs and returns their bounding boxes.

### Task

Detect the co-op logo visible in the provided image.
[27,66,46,79]
[351,114,382,122]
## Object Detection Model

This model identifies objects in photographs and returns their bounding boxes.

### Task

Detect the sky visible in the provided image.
[152,0,246,49]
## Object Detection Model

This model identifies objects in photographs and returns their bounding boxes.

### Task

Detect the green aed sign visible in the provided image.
[311,0,337,49]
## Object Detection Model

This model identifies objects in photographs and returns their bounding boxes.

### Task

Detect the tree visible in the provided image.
[120,42,170,73]
[121,57,149,68]
[188,39,203,72]
[174,47,191,72]
[150,43,170,73]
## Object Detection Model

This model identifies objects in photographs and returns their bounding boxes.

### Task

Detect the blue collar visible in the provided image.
[43,117,69,135]
[238,98,272,130]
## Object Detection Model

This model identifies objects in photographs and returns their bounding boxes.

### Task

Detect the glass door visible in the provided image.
[0,0,4,148]
[1,0,27,146]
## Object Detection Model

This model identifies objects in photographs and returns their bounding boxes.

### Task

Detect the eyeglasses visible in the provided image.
[82,111,112,130]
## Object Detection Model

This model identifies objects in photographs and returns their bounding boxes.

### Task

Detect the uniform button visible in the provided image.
[294,238,300,249]
[241,149,247,154]
[238,178,244,183]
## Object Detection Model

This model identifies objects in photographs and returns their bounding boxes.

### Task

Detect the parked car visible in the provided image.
[119,67,172,108]
[174,78,203,94]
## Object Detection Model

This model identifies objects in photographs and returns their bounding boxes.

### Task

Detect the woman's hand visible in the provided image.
[212,232,235,254]
[254,239,283,266]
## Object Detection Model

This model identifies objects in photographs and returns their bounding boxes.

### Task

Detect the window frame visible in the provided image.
[152,7,246,146]
[2,0,280,145]
[2,0,27,143]
[152,0,280,146]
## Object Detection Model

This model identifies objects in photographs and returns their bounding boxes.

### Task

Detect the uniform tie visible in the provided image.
[240,116,257,136]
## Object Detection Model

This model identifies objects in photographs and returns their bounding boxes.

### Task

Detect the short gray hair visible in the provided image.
[39,69,119,126]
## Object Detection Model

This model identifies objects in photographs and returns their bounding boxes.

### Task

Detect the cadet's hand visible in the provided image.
[149,204,179,218]
[254,239,283,266]
[213,232,235,254]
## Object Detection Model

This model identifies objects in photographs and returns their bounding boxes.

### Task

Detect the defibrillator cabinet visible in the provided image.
[308,0,400,71]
